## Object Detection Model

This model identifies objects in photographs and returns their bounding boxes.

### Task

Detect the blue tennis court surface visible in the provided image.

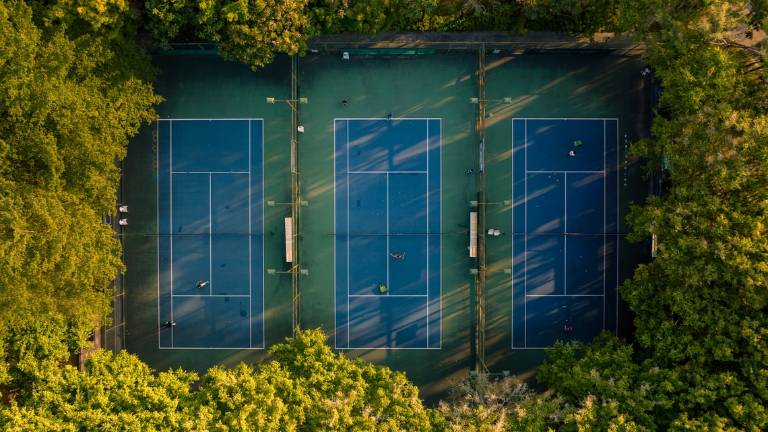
[157,119,263,349]
[334,118,441,349]
[512,118,619,348]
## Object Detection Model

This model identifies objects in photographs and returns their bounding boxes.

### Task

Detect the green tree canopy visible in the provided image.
[146,0,315,70]
[541,1,768,430]
[0,329,443,431]
[0,0,159,351]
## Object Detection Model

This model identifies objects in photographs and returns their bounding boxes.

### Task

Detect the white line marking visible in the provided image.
[439,118,443,348]
[156,119,161,348]
[616,120,620,333]
[526,294,604,297]
[564,172,567,296]
[426,120,429,346]
[157,118,261,121]
[346,120,351,348]
[524,119,528,348]
[511,119,514,348]
[349,294,429,298]
[261,119,265,348]
[386,172,390,293]
[333,117,441,121]
[512,117,619,121]
[508,347,553,350]
[527,170,605,174]
[248,120,252,348]
[172,171,249,174]
[173,294,251,298]
[348,170,428,174]
[209,173,212,296]
[170,120,174,347]
[336,347,443,351]
[333,121,337,348]
[603,120,607,329]
[159,347,262,350]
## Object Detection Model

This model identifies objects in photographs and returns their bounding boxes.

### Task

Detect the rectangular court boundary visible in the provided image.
[333,117,443,350]
[511,117,620,349]
[156,118,266,350]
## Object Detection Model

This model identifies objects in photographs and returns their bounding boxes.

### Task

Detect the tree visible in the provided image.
[0,329,442,431]
[540,1,768,430]
[189,328,436,431]
[436,373,563,431]
[0,0,159,349]
[145,0,315,70]
[0,349,198,431]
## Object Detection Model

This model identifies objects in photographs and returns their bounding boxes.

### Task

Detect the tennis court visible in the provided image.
[511,118,619,348]
[120,48,649,396]
[156,118,264,349]
[334,118,441,349]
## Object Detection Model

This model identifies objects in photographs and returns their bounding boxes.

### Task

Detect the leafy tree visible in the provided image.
[0,318,74,402]
[0,350,197,431]
[0,180,121,340]
[190,328,441,431]
[0,329,442,431]
[540,1,768,430]
[0,0,158,351]
[436,373,563,431]
[145,0,315,70]
[27,0,138,40]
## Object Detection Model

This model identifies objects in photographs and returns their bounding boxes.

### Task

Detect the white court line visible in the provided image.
[524,120,528,348]
[336,347,442,351]
[425,120,429,346]
[248,120,252,348]
[159,346,261,350]
[513,117,619,121]
[349,294,429,298]
[509,347,554,350]
[169,120,174,347]
[346,120,350,348]
[511,120,514,348]
[173,294,251,298]
[603,120,607,329]
[156,120,161,348]
[333,121,337,349]
[157,118,259,121]
[348,170,427,174]
[386,172,390,293]
[172,171,249,174]
[209,174,212,296]
[527,170,604,174]
[616,120,620,333]
[526,294,604,297]
[260,119,265,348]
[333,117,441,121]
[439,118,443,348]
[564,172,567,296]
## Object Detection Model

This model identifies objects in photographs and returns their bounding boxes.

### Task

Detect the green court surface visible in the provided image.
[122,47,650,399]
